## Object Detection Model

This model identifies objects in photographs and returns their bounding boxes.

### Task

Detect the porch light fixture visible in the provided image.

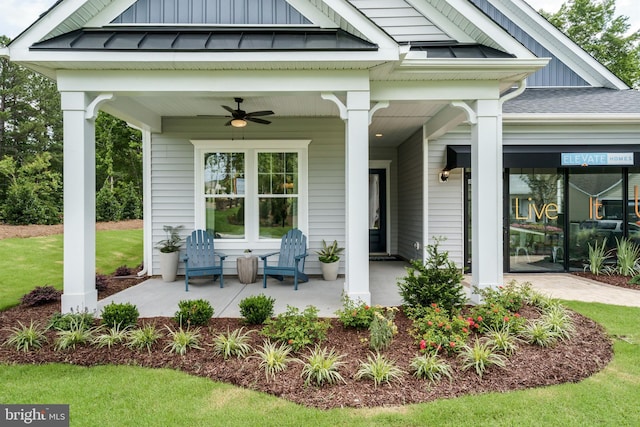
[231,118,248,128]
[439,169,450,183]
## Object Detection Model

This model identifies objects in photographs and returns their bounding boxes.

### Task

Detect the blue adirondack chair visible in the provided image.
[260,229,309,290]
[182,229,227,291]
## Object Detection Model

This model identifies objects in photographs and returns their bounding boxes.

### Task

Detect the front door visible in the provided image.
[369,169,387,253]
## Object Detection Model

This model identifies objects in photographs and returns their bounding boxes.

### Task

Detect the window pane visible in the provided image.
[204,153,245,195]
[508,168,564,272]
[205,198,245,239]
[628,169,640,244]
[568,168,622,270]
[258,197,298,239]
[258,152,298,195]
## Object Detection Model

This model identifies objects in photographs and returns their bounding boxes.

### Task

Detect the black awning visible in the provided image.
[446,145,640,169]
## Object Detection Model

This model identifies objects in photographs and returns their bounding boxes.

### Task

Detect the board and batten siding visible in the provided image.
[397,129,424,261]
[150,117,345,276]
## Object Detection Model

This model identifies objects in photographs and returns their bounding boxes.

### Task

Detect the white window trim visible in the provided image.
[191,139,310,252]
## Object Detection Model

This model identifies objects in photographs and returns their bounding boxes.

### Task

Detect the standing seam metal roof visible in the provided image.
[29,27,378,51]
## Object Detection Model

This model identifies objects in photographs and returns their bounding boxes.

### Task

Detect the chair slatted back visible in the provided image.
[277,229,307,268]
[185,230,216,268]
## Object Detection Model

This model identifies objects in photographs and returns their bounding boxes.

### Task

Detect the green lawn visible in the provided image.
[1,301,637,426]
[0,229,142,310]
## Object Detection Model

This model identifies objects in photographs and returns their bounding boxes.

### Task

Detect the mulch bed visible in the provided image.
[0,298,614,409]
[572,271,640,291]
[0,223,618,409]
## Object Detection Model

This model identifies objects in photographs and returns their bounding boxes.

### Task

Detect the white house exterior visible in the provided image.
[2,0,639,313]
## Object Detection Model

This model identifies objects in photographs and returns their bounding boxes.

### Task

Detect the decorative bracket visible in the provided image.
[450,101,477,125]
[369,101,389,125]
[85,93,115,121]
[321,93,347,120]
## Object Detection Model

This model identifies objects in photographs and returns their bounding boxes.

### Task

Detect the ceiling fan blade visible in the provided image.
[245,110,274,117]
[221,105,236,114]
[246,117,271,125]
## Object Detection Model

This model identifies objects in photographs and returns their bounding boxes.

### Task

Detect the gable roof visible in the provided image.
[503,88,640,115]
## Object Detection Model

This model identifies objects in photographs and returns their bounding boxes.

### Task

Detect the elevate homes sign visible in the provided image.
[561,152,634,166]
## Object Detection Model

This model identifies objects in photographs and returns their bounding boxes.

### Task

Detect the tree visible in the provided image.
[541,0,640,88]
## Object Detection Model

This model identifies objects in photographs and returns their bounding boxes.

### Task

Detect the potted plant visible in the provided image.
[316,239,344,281]
[156,225,184,282]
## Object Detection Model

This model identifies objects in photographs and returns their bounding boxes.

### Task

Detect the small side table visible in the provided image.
[237,256,258,284]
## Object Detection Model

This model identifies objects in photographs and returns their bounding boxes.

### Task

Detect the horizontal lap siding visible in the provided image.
[151,117,344,275]
[428,135,467,267]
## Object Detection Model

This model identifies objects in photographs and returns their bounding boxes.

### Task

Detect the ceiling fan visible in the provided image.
[222,98,274,127]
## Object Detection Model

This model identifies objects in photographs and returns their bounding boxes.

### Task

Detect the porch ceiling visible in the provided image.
[131,93,444,147]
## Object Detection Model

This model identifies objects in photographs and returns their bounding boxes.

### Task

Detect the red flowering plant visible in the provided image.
[469,302,526,334]
[409,304,470,355]
[334,294,382,329]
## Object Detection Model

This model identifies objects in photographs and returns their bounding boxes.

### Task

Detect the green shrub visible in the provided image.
[335,294,380,329]
[174,299,214,327]
[101,302,139,329]
[397,237,465,313]
[238,294,275,325]
[3,321,48,352]
[115,181,142,220]
[20,286,62,307]
[410,305,470,355]
[369,307,398,351]
[48,312,95,331]
[261,305,330,352]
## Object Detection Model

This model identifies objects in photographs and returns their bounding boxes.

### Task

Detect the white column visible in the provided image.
[60,92,97,313]
[470,99,503,303]
[345,91,371,304]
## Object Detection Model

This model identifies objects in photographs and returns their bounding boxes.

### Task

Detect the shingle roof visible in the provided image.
[503,88,640,114]
[30,27,378,52]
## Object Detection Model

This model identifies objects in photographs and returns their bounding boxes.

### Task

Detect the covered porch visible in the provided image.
[99,261,409,317]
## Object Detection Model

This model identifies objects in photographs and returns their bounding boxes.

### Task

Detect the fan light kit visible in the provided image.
[223,98,274,127]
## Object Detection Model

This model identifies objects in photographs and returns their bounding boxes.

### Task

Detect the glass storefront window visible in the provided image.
[627,169,640,244]
[568,168,623,270]
[508,169,564,272]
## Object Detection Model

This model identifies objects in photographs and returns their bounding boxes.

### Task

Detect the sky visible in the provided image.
[0,0,638,40]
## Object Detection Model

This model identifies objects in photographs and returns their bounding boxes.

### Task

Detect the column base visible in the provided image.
[61,290,98,314]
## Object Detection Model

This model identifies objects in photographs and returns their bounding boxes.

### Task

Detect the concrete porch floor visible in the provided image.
[97,261,640,318]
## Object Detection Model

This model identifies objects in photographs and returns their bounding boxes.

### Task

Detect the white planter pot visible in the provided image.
[320,260,340,281]
[159,251,180,282]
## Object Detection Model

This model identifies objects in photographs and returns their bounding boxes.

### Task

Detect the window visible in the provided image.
[193,140,309,248]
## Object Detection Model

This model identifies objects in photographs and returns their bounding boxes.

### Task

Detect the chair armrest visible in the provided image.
[259,251,280,260]
[294,252,308,260]
[181,254,189,262]
[215,252,227,260]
